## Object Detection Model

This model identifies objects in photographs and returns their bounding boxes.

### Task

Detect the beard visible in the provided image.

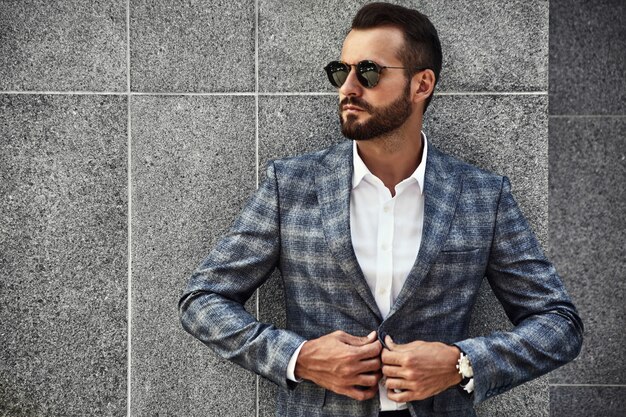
[339,83,412,141]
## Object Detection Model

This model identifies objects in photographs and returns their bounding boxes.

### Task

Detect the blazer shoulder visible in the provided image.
[265,140,351,178]
[431,145,506,192]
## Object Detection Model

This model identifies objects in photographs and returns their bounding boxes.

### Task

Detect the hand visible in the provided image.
[381,336,462,402]
[295,330,383,401]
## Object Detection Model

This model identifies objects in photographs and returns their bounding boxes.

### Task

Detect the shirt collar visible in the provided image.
[352,132,428,195]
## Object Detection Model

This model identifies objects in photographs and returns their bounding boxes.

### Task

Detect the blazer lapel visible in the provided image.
[388,145,463,317]
[315,141,382,320]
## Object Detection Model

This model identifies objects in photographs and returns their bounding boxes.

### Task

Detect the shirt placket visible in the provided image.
[375,185,395,319]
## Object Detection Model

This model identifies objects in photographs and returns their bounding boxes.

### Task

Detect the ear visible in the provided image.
[410,69,436,106]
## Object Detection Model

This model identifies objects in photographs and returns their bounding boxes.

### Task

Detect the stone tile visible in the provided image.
[258,0,547,93]
[130,0,255,92]
[257,94,550,415]
[258,95,342,166]
[0,1,126,92]
[478,376,549,417]
[549,117,626,385]
[131,95,256,416]
[550,385,626,417]
[0,94,127,416]
[549,0,626,115]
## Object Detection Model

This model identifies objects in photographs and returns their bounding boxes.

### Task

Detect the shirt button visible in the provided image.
[381,243,389,251]
[383,205,391,213]
[378,288,387,296]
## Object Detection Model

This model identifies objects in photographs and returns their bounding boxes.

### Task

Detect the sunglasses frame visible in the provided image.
[324,60,429,89]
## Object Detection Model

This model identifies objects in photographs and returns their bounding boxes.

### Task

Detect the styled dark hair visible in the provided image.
[351,2,442,113]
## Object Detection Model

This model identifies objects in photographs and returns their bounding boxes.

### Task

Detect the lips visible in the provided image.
[342,105,365,112]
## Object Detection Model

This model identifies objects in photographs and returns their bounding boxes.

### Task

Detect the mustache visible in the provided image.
[339,97,372,112]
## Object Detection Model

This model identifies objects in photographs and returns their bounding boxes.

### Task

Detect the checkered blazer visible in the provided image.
[179,140,583,417]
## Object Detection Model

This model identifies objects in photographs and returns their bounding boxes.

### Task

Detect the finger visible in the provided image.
[384,335,396,350]
[385,336,427,352]
[381,364,404,378]
[384,335,416,352]
[352,357,382,374]
[364,330,377,342]
[341,330,377,346]
[344,385,378,401]
[354,357,382,373]
[387,388,413,402]
[354,372,381,387]
[352,339,382,360]
[384,376,402,389]
[381,348,404,365]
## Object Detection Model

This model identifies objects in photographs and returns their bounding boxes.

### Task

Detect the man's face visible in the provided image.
[337,27,414,141]
[339,80,412,141]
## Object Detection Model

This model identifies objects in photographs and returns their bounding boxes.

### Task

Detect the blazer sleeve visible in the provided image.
[178,161,306,389]
[453,176,584,405]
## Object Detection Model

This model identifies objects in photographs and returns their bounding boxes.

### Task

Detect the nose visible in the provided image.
[339,65,363,97]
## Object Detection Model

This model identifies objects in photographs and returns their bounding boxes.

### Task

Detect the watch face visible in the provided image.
[457,353,474,378]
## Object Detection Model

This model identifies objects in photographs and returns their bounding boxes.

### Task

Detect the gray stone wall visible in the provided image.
[0,1,622,416]
[548,0,626,416]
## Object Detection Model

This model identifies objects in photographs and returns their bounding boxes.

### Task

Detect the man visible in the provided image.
[179,3,583,416]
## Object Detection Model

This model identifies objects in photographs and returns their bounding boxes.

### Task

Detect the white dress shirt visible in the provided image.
[287,133,428,411]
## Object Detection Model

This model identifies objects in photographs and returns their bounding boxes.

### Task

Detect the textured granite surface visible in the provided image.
[549,0,626,115]
[258,95,341,167]
[0,1,126,92]
[257,94,550,416]
[549,117,626,385]
[550,386,626,417]
[0,94,127,416]
[131,95,257,416]
[258,0,547,92]
[130,0,255,92]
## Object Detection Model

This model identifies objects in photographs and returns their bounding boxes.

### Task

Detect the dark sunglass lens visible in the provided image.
[330,70,349,87]
[324,61,349,88]
[357,61,380,88]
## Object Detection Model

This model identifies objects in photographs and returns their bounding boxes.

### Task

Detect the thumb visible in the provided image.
[345,330,377,346]
[384,335,397,350]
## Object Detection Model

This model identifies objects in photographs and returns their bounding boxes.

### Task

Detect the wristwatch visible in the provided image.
[456,351,475,394]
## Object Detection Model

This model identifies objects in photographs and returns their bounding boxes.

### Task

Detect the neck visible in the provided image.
[355,121,424,196]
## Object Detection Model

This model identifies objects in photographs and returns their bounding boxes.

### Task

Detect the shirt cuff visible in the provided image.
[286,341,307,382]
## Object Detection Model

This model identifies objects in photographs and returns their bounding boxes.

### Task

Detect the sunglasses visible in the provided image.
[324,60,429,89]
